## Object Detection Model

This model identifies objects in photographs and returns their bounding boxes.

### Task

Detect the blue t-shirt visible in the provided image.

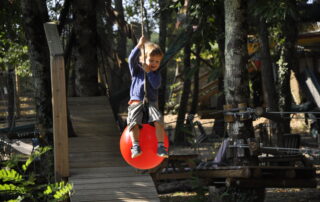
[128,46,161,102]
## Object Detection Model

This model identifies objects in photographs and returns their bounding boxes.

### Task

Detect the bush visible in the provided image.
[0,147,72,201]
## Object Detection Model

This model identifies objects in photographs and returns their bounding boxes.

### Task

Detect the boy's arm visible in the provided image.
[128,46,140,75]
[128,36,146,75]
[147,71,161,89]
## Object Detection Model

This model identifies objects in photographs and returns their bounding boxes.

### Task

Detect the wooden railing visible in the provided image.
[44,22,69,181]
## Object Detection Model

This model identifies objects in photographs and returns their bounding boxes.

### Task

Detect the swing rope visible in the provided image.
[140,0,149,123]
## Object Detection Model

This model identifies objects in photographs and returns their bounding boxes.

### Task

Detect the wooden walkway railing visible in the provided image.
[68,96,159,202]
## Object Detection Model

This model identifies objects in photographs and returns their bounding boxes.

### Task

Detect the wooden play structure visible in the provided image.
[43,22,319,200]
[44,23,159,201]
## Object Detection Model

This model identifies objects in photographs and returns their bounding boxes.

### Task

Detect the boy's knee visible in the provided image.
[154,121,163,128]
[129,124,140,132]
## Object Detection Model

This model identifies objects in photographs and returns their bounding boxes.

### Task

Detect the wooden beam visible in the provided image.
[225,178,318,188]
[304,68,320,108]
[44,22,69,180]
[154,167,252,180]
[196,167,251,178]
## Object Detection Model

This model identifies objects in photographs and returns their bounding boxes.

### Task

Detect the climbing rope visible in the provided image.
[139,0,150,124]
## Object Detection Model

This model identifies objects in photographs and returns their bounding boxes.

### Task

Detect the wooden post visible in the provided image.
[43,22,69,180]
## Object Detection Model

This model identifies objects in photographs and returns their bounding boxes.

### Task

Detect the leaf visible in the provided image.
[43,181,73,200]
[0,184,26,194]
[22,146,52,172]
[5,196,24,202]
[43,185,53,195]
[0,169,23,183]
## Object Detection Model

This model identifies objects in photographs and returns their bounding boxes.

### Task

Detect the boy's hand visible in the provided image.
[142,63,150,73]
[137,36,146,48]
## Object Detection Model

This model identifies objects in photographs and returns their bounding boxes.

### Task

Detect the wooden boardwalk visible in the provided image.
[68,96,159,202]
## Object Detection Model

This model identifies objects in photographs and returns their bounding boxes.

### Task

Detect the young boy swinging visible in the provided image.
[127,36,168,159]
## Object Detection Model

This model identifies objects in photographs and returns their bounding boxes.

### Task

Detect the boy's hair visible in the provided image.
[140,42,164,62]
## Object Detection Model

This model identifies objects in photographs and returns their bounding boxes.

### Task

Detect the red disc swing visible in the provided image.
[120,124,169,170]
[119,0,169,170]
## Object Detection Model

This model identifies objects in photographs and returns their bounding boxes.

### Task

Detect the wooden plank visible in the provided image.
[73,187,157,196]
[68,97,159,201]
[43,22,63,56]
[196,168,251,178]
[70,162,128,168]
[70,171,148,178]
[44,22,69,180]
[71,176,153,184]
[71,195,159,202]
[73,181,155,190]
[69,151,121,158]
[69,166,137,173]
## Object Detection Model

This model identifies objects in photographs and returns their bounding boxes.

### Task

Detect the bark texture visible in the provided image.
[224,0,248,106]
[72,0,99,96]
[20,0,52,135]
[258,19,278,110]
[174,42,192,145]
[224,0,252,165]
[158,0,168,114]
[277,0,298,137]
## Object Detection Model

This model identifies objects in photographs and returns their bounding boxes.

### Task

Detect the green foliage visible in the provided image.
[249,0,301,23]
[0,169,23,183]
[0,183,26,194]
[0,38,31,76]
[22,146,51,172]
[43,181,73,200]
[0,0,30,76]
[0,147,72,201]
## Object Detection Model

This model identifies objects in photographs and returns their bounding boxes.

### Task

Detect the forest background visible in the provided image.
[1,0,320,201]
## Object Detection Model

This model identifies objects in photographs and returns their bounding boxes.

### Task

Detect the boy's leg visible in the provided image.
[130,125,142,158]
[154,121,168,158]
[130,124,140,143]
[127,102,143,158]
[148,102,168,158]
[154,121,164,142]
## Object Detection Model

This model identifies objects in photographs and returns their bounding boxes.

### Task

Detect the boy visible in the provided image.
[127,36,168,159]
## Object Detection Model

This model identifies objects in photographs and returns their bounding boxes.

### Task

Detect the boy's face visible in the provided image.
[146,55,163,71]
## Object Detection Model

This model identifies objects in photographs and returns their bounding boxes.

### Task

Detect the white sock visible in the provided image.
[158,142,164,147]
[133,142,139,147]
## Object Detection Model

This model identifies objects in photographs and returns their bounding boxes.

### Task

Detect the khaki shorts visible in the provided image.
[127,102,163,131]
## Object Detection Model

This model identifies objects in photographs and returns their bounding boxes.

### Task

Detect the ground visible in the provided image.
[159,114,320,202]
[159,188,320,201]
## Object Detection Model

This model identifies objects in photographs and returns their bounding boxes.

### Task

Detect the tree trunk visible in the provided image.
[224,0,249,165]
[20,0,52,141]
[7,65,15,131]
[158,0,168,114]
[258,18,283,146]
[214,0,225,69]
[72,0,99,96]
[258,19,278,110]
[224,0,248,106]
[174,41,192,145]
[213,0,225,137]
[115,0,127,61]
[277,0,298,136]
[190,45,200,114]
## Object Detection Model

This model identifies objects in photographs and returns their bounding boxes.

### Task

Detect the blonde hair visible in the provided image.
[140,42,164,62]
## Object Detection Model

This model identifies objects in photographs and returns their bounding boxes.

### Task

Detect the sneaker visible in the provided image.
[157,145,168,158]
[131,145,142,158]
